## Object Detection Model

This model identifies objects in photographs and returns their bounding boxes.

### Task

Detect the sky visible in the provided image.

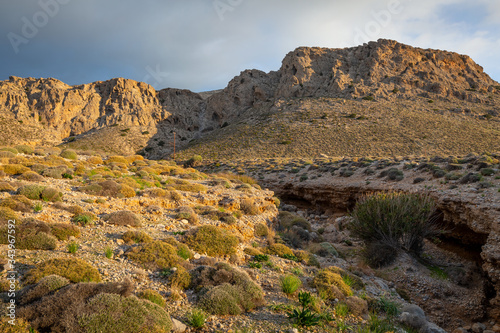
[1,0,499,92]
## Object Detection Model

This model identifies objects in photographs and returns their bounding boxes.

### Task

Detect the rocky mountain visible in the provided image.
[0,39,499,157]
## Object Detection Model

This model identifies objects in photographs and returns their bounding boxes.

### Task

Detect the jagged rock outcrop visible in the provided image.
[204,39,499,122]
[0,39,498,153]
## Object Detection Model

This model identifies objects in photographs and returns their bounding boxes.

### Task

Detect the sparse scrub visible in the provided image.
[60,149,78,160]
[175,206,199,224]
[0,182,15,192]
[103,210,142,227]
[18,171,44,181]
[73,213,95,227]
[184,225,239,256]
[0,207,20,224]
[67,241,79,254]
[240,198,260,215]
[14,144,33,154]
[3,164,31,175]
[266,243,294,257]
[349,192,439,259]
[311,268,353,300]
[23,258,101,284]
[126,240,182,270]
[192,263,264,315]
[122,230,153,244]
[138,289,166,307]
[50,223,80,240]
[280,274,302,294]
[186,309,207,328]
[254,222,269,237]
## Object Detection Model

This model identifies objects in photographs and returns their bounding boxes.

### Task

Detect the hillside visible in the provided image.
[0,39,499,159]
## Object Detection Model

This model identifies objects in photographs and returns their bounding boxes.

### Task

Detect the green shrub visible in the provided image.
[77,293,173,333]
[266,243,294,257]
[50,223,81,240]
[73,214,95,227]
[0,207,20,224]
[103,210,142,227]
[184,225,239,256]
[41,187,63,202]
[0,151,16,158]
[349,192,438,256]
[122,230,153,244]
[126,240,182,270]
[138,289,166,307]
[0,195,32,212]
[105,247,114,259]
[23,258,102,284]
[186,309,207,328]
[67,241,79,254]
[0,147,18,154]
[278,211,311,231]
[14,144,34,154]
[60,149,77,160]
[480,168,495,176]
[168,266,191,289]
[311,268,352,300]
[240,198,260,215]
[280,274,302,294]
[17,184,45,199]
[286,291,321,327]
[3,164,31,175]
[184,155,203,168]
[175,206,199,224]
[254,223,269,237]
[0,219,57,250]
[193,263,264,315]
[0,181,15,192]
[18,171,44,182]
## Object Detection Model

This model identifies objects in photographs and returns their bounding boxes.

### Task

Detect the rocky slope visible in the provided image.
[200,154,500,329]
[1,39,499,158]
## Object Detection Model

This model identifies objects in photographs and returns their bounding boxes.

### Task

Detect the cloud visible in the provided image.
[0,0,498,92]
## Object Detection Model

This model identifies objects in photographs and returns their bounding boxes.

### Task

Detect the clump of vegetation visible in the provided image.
[17,185,62,202]
[186,309,207,329]
[184,155,203,167]
[184,225,240,256]
[175,206,199,224]
[103,210,142,227]
[137,289,166,307]
[23,258,102,284]
[191,263,264,315]
[60,149,78,160]
[14,144,34,154]
[126,240,182,270]
[349,192,439,265]
[240,198,260,215]
[311,268,353,300]
[122,230,153,244]
[17,279,172,333]
[0,181,15,192]
[79,180,136,198]
[73,213,95,227]
[287,291,321,327]
[3,164,31,175]
[168,266,191,289]
[0,195,33,212]
[379,168,404,181]
[0,207,20,224]
[254,222,269,237]
[49,223,81,241]
[67,241,79,254]
[18,171,44,182]
[0,219,58,250]
[266,243,294,257]
[280,274,302,295]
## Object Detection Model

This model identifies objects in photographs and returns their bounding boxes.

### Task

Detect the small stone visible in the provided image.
[472,323,486,333]
[116,239,124,245]
[171,318,187,332]
[193,253,201,259]
[180,219,188,224]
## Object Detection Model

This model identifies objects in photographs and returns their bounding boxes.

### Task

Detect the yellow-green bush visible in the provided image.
[18,171,45,182]
[50,223,81,241]
[137,289,166,307]
[87,155,103,165]
[122,230,153,244]
[0,182,15,192]
[168,266,191,290]
[311,268,352,300]
[266,243,294,257]
[103,210,142,227]
[0,207,20,224]
[23,258,102,284]
[184,225,239,256]
[60,149,77,160]
[240,198,260,215]
[105,156,129,165]
[3,164,31,175]
[15,145,34,154]
[126,240,182,270]
[0,195,32,212]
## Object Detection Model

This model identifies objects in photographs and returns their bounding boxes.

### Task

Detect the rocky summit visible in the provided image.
[1,39,500,333]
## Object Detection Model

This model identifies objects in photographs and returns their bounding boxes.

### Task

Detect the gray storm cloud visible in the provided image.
[1,0,499,92]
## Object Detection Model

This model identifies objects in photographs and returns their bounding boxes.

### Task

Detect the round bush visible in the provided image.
[23,258,102,284]
[184,225,239,256]
[104,210,142,227]
[60,149,77,160]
